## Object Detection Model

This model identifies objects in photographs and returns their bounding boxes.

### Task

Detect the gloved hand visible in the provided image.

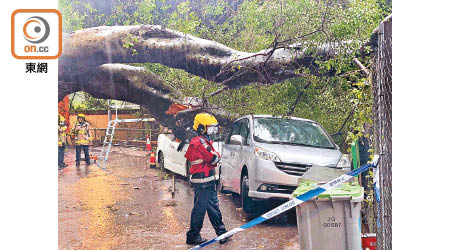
[177,141,185,152]
[211,153,220,165]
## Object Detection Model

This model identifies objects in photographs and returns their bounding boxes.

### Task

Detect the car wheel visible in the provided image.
[158,151,165,169]
[240,173,255,213]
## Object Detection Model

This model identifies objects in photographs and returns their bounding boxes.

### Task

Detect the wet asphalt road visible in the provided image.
[58,147,299,250]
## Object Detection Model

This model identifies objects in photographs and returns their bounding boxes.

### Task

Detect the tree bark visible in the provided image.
[59,25,341,88]
[59,63,181,100]
[58,23,381,128]
[58,64,234,127]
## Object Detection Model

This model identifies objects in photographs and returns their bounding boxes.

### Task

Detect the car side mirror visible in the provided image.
[230,135,243,145]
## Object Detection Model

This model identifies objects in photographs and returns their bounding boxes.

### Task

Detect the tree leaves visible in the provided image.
[59,0,390,150]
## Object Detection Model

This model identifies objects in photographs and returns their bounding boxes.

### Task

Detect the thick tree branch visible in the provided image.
[59,63,186,126]
[57,21,383,128]
[59,25,345,88]
[331,107,356,137]
[59,63,234,128]
[60,63,183,98]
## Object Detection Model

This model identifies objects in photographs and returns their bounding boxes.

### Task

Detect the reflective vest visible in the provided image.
[74,122,91,145]
[184,135,220,184]
[58,122,67,147]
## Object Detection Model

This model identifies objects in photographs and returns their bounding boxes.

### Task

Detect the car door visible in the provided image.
[163,134,178,170]
[168,135,192,176]
[238,119,255,192]
[221,121,242,192]
[221,119,251,193]
[171,139,184,163]
[235,119,252,193]
[171,128,190,171]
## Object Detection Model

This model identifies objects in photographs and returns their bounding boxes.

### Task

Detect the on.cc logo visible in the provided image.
[23,16,50,44]
[11,9,62,59]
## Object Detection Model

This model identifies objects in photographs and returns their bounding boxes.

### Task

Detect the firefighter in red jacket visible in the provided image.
[184,113,231,245]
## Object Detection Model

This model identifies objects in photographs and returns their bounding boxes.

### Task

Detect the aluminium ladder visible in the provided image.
[98,105,120,169]
[98,119,119,169]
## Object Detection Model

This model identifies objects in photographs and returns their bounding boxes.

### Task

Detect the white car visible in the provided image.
[156,133,221,179]
[219,115,350,213]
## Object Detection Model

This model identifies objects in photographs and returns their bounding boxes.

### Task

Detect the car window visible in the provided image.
[225,119,250,145]
[253,118,335,149]
[166,134,175,141]
[226,122,242,144]
[240,119,250,145]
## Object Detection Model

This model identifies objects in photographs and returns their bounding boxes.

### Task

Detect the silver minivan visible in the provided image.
[219,115,350,213]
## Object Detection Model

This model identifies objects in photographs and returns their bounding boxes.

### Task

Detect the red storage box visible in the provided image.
[362,233,376,250]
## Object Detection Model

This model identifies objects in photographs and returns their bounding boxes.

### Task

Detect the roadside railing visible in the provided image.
[91,128,158,147]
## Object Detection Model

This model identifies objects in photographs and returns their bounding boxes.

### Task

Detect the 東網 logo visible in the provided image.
[11,9,62,59]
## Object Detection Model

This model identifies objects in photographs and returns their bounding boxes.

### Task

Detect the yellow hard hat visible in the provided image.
[77,113,86,118]
[193,113,218,132]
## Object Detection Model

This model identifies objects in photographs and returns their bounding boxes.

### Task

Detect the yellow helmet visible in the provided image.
[77,113,86,118]
[193,113,218,133]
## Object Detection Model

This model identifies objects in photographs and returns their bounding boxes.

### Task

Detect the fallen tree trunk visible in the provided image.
[58,21,383,128]
[58,63,234,127]
[59,64,182,99]
[59,25,342,88]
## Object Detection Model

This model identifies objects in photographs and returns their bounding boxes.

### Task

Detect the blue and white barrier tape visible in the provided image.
[190,155,380,250]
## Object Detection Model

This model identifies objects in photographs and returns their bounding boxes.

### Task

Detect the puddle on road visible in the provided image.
[161,192,184,235]
[59,148,298,250]
[72,169,126,249]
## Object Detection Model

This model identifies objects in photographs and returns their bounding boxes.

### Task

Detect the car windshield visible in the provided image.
[253,118,336,149]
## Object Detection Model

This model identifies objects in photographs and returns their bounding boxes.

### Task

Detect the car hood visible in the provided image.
[255,142,341,166]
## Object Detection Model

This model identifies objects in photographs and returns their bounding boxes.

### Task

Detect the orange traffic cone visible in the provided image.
[146,134,152,151]
[89,155,98,164]
[149,152,156,168]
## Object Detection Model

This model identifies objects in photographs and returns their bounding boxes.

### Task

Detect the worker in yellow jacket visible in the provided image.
[58,114,68,169]
[73,114,91,167]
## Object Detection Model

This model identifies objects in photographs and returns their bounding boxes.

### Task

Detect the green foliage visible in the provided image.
[71,92,109,111]
[345,78,373,151]
[59,0,103,32]
[122,34,140,56]
[60,0,390,151]
[134,0,159,24]
[204,0,384,150]
[105,0,166,26]
[140,63,220,99]
[168,1,201,34]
